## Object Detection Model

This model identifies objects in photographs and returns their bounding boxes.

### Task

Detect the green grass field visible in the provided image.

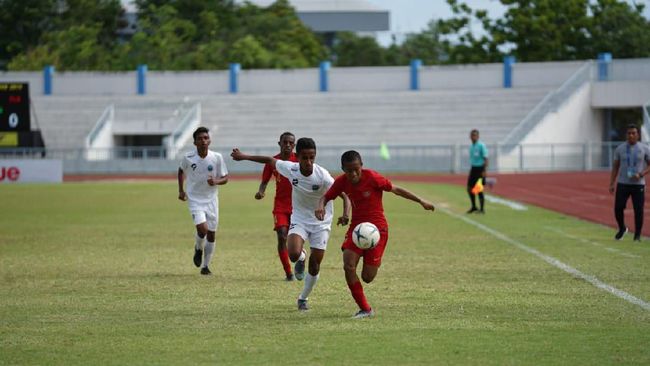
[1,180,649,365]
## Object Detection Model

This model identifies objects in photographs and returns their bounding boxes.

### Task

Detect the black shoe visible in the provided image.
[285,273,295,281]
[615,227,628,240]
[478,209,485,214]
[466,208,478,214]
[633,235,641,242]
[297,299,309,311]
[193,248,203,267]
[200,267,212,275]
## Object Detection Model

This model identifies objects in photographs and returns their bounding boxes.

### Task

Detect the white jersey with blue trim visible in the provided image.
[275,160,334,229]
[180,150,228,203]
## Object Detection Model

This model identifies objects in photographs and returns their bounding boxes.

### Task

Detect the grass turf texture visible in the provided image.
[1,180,649,365]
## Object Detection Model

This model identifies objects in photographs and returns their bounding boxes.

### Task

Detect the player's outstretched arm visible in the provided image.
[337,192,351,226]
[177,168,187,201]
[255,182,268,200]
[391,185,435,211]
[231,148,277,167]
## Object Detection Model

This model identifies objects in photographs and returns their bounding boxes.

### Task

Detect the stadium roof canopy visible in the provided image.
[249,0,390,32]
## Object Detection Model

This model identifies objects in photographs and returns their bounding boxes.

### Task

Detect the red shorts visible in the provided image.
[273,212,291,230]
[341,226,389,267]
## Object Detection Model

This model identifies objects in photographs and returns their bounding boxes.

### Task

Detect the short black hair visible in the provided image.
[341,150,362,166]
[279,131,295,141]
[627,124,640,134]
[193,126,209,141]
[296,137,316,153]
[471,129,479,135]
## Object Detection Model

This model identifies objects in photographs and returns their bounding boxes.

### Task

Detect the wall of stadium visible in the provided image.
[0,61,585,96]
[521,84,603,144]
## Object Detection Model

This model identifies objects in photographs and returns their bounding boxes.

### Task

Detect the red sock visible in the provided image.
[278,248,292,276]
[348,280,371,312]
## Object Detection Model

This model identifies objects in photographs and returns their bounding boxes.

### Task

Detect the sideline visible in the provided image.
[545,227,640,259]
[485,195,527,211]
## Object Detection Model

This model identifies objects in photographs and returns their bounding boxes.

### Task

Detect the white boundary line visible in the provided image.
[545,227,640,259]
[441,208,650,311]
[484,195,528,211]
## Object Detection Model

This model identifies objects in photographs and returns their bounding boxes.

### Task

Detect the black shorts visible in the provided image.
[467,166,485,189]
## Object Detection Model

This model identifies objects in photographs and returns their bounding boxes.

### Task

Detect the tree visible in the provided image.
[588,0,650,58]
[228,35,272,69]
[400,20,447,65]
[333,32,387,66]
[0,0,58,69]
[437,0,650,63]
[8,25,114,71]
[116,4,197,70]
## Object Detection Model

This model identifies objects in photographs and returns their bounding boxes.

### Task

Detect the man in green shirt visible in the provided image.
[467,129,489,214]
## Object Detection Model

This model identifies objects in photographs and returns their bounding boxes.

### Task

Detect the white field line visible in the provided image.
[441,208,650,311]
[545,227,640,259]
[485,195,528,211]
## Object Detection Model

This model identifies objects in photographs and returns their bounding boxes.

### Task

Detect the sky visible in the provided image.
[366,0,650,46]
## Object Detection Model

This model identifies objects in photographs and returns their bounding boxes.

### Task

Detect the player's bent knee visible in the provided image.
[361,273,375,283]
[289,253,299,262]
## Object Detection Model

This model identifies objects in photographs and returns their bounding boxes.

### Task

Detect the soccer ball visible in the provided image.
[352,222,380,249]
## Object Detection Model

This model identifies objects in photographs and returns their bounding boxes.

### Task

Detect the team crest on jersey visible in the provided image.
[292,178,299,186]
[363,191,371,197]
[207,165,214,171]
[312,185,320,191]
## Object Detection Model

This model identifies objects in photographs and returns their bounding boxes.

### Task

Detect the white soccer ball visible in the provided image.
[352,222,380,249]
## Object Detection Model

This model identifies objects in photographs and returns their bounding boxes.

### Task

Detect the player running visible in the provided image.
[231,137,350,311]
[316,150,435,319]
[255,132,298,281]
[178,127,229,276]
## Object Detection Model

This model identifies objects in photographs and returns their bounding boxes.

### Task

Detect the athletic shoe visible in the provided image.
[615,227,628,240]
[466,208,478,214]
[294,250,306,281]
[285,273,295,281]
[200,267,212,275]
[352,309,375,319]
[193,248,203,267]
[478,209,485,214]
[633,235,641,242]
[297,299,309,311]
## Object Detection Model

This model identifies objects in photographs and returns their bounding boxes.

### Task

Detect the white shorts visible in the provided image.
[289,222,330,250]
[188,200,219,232]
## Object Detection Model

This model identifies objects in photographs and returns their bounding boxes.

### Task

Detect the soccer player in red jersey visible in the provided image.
[316,150,435,318]
[255,132,298,281]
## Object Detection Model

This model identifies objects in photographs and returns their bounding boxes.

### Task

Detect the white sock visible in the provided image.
[202,241,215,268]
[298,273,319,300]
[297,249,306,262]
[195,234,205,251]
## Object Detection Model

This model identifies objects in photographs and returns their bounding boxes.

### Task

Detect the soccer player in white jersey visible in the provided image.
[178,127,229,276]
[231,137,350,311]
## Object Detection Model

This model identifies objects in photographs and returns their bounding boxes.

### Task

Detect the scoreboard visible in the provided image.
[0,83,30,132]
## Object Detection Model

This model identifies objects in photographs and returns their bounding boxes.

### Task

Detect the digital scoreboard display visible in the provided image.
[0,83,30,132]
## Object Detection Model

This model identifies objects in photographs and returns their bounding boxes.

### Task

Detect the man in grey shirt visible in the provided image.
[609,124,650,241]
